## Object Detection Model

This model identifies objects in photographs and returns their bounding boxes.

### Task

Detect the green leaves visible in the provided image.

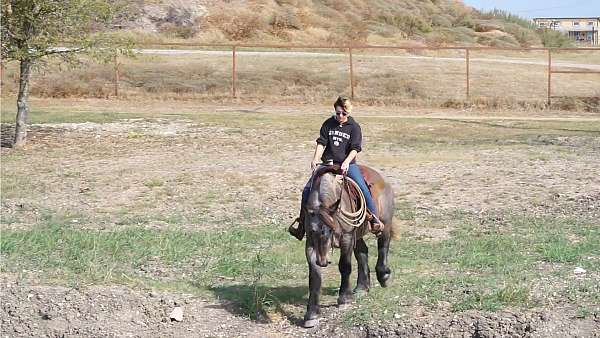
[1,0,131,63]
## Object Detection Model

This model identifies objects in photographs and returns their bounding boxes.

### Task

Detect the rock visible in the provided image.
[170,307,183,322]
[574,267,586,274]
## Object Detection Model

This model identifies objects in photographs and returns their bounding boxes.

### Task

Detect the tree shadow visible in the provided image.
[209,284,338,326]
[1,124,14,148]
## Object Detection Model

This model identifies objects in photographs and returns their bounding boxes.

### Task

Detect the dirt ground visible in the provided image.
[2,273,598,337]
[1,102,599,337]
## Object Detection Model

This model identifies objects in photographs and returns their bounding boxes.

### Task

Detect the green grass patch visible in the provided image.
[0,106,147,124]
[1,212,598,321]
[341,214,599,324]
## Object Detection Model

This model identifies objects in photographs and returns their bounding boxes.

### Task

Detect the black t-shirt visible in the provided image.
[316,116,362,164]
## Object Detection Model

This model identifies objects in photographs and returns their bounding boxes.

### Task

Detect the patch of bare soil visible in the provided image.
[0,276,290,338]
[2,276,598,338]
[360,310,600,337]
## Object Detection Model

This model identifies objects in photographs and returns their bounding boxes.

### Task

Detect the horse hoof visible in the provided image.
[378,274,391,287]
[377,268,392,287]
[303,318,319,328]
[353,287,369,298]
[337,295,353,306]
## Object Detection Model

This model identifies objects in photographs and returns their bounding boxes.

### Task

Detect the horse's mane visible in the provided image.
[318,173,340,207]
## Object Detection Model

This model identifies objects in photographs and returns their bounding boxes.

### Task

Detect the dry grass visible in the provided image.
[125,0,547,48]
[1,48,598,111]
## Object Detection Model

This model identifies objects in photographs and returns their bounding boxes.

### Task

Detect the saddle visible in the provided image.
[312,165,379,239]
[313,165,380,213]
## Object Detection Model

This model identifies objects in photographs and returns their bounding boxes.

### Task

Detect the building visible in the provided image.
[533,17,600,45]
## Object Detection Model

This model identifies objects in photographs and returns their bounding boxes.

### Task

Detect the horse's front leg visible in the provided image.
[337,234,354,305]
[376,232,392,287]
[353,237,370,294]
[304,238,322,328]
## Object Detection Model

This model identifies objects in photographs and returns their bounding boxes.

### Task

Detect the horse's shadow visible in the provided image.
[209,284,338,326]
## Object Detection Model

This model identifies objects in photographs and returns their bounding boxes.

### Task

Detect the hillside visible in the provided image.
[114,0,544,47]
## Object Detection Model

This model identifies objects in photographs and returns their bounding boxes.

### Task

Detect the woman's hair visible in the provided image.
[333,96,352,113]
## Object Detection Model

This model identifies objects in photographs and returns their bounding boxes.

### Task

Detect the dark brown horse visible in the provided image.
[303,165,396,328]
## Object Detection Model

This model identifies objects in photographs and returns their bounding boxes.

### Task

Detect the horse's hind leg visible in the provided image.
[337,235,354,305]
[376,232,392,287]
[353,237,370,294]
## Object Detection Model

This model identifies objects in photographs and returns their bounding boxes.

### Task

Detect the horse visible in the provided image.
[302,164,396,328]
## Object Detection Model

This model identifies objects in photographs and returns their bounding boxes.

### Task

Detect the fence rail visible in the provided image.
[2,43,599,105]
[108,43,600,105]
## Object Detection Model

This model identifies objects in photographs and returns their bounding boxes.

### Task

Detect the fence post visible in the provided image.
[232,45,237,98]
[465,48,470,100]
[114,55,119,98]
[348,47,355,99]
[547,49,552,106]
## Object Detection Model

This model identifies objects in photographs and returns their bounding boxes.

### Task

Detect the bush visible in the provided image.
[539,29,574,48]
[204,9,266,41]
[498,24,537,46]
[431,14,452,28]
[269,7,303,32]
[478,9,535,29]
[158,23,197,39]
[378,12,432,37]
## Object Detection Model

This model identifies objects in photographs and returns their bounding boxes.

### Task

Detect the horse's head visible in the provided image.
[306,173,342,267]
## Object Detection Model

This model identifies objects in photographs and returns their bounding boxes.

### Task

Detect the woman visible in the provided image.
[289,96,383,240]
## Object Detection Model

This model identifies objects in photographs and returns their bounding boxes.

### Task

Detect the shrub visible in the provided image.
[158,23,197,39]
[502,23,539,47]
[431,14,452,28]
[204,9,266,41]
[269,7,303,32]
[539,29,574,48]
[478,9,535,29]
[378,12,432,37]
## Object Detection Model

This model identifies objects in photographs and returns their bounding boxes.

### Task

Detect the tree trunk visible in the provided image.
[14,59,32,148]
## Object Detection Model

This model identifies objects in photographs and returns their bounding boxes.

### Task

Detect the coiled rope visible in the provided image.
[335,175,367,228]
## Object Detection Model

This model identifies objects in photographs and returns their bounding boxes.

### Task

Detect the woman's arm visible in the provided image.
[311,144,325,171]
[341,150,358,173]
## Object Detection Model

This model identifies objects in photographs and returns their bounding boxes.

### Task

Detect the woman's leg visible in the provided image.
[347,164,383,232]
[289,176,313,240]
[346,164,376,214]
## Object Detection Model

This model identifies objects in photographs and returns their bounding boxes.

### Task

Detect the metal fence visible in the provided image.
[3,43,600,104]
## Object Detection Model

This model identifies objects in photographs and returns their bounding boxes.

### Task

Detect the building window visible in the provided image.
[588,21,595,26]
[573,21,580,26]
[539,22,546,27]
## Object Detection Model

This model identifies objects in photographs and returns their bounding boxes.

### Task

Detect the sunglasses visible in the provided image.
[335,110,349,116]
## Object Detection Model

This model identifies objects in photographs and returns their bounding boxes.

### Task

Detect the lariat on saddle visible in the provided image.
[334,174,368,229]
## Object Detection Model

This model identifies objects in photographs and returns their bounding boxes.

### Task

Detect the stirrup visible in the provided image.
[288,217,305,240]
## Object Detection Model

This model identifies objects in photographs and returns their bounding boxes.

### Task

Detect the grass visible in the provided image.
[113,0,548,48]
[1,210,598,321]
[1,103,599,326]
[1,47,599,109]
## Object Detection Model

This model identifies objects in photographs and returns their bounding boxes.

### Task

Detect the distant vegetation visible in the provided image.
[113,0,555,48]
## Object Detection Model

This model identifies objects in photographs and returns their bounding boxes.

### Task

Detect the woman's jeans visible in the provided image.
[301,164,377,215]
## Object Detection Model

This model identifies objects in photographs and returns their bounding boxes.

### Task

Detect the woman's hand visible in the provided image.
[311,159,320,171]
[340,160,350,174]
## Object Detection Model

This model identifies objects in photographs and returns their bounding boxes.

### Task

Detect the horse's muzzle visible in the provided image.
[316,238,332,267]
[316,257,331,267]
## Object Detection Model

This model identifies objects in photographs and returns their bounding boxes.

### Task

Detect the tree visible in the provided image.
[1,0,127,148]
